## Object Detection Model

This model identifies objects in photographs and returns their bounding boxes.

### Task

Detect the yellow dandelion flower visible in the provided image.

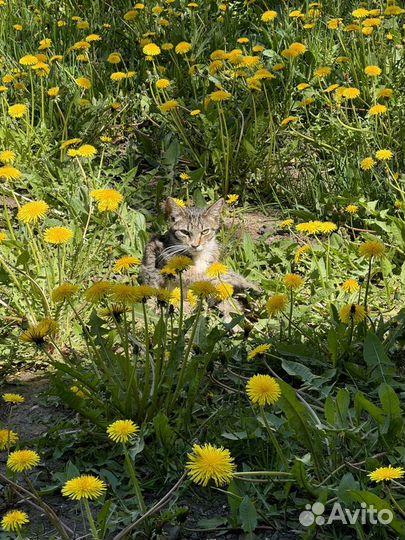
[60,138,82,149]
[20,319,58,345]
[175,41,192,54]
[0,150,16,164]
[324,84,340,93]
[0,166,22,181]
[294,244,311,263]
[341,87,360,99]
[377,88,393,99]
[156,78,170,89]
[107,420,139,443]
[209,90,232,102]
[186,443,235,486]
[44,227,73,245]
[189,281,218,299]
[111,71,127,81]
[76,144,97,157]
[362,17,381,27]
[7,449,40,472]
[296,221,323,235]
[159,99,179,112]
[169,287,181,307]
[385,5,405,15]
[0,429,19,450]
[215,283,234,300]
[341,279,360,293]
[339,304,366,324]
[0,231,7,242]
[86,34,102,42]
[85,281,112,303]
[17,200,49,224]
[155,288,172,304]
[52,283,79,303]
[107,52,121,64]
[247,344,271,360]
[110,284,141,305]
[48,86,60,97]
[359,240,385,258]
[360,157,375,171]
[315,66,331,78]
[2,393,25,404]
[226,194,239,205]
[1,510,29,532]
[62,475,107,500]
[162,255,193,274]
[283,273,304,290]
[279,219,294,228]
[319,222,337,234]
[90,188,123,212]
[114,256,141,272]
[266,294,288,316]
[75,77,92,89]
[19,55,38,66]
[8,103,28,118]
[375,149,393,161]
[246,374,281,406]
[261,10,278,22]
[368,466,405,483]
[352,8,369,18]
[364,65,381,77]
[143,43,161,56]
[280,116,298,128]
[162,43,174,51]
[345,204,359,214]
[328,18,343,29]
[206,262,229,278]
[369,104,387,116]
[283,42,307,58]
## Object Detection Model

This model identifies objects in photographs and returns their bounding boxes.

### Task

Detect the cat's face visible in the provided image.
[165,198,224,253]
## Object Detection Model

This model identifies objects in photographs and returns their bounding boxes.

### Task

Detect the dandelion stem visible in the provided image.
[83,498,100,540]
[123,445,147,514]
[259,406,288,470]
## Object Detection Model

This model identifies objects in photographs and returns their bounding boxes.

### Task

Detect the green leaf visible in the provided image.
[97,500,113,537]
[153,412,175,449]
[324,396,336,426]
[291,458,319,497]
[348,491,405,537]
[378,383,403,440]
[337,473,359,505]
[227,479,242,528]
[354,392,385,424]
[363,332,394,383]
[281,359,317,382]
[336,388,350,428]
[238,496,257,534]
[278,380,324,471]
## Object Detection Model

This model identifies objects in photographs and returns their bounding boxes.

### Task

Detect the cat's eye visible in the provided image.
[202,228,210,235]
[179,229,190,236]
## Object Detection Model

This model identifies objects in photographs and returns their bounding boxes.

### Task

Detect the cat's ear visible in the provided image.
[204,198,224,223]
[165,197,186,222]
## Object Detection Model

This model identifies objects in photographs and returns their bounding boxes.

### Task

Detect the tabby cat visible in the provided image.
[140,198,259,303]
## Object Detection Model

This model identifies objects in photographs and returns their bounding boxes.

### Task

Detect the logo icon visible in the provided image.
[299,502,325,526]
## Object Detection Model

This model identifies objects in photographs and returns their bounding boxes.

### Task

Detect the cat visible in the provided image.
[140,198,260,306]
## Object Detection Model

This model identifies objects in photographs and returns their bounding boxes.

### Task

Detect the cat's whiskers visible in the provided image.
[159,244,189,261]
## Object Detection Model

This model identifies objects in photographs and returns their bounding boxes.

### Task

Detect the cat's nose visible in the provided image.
[190,242,200,249]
